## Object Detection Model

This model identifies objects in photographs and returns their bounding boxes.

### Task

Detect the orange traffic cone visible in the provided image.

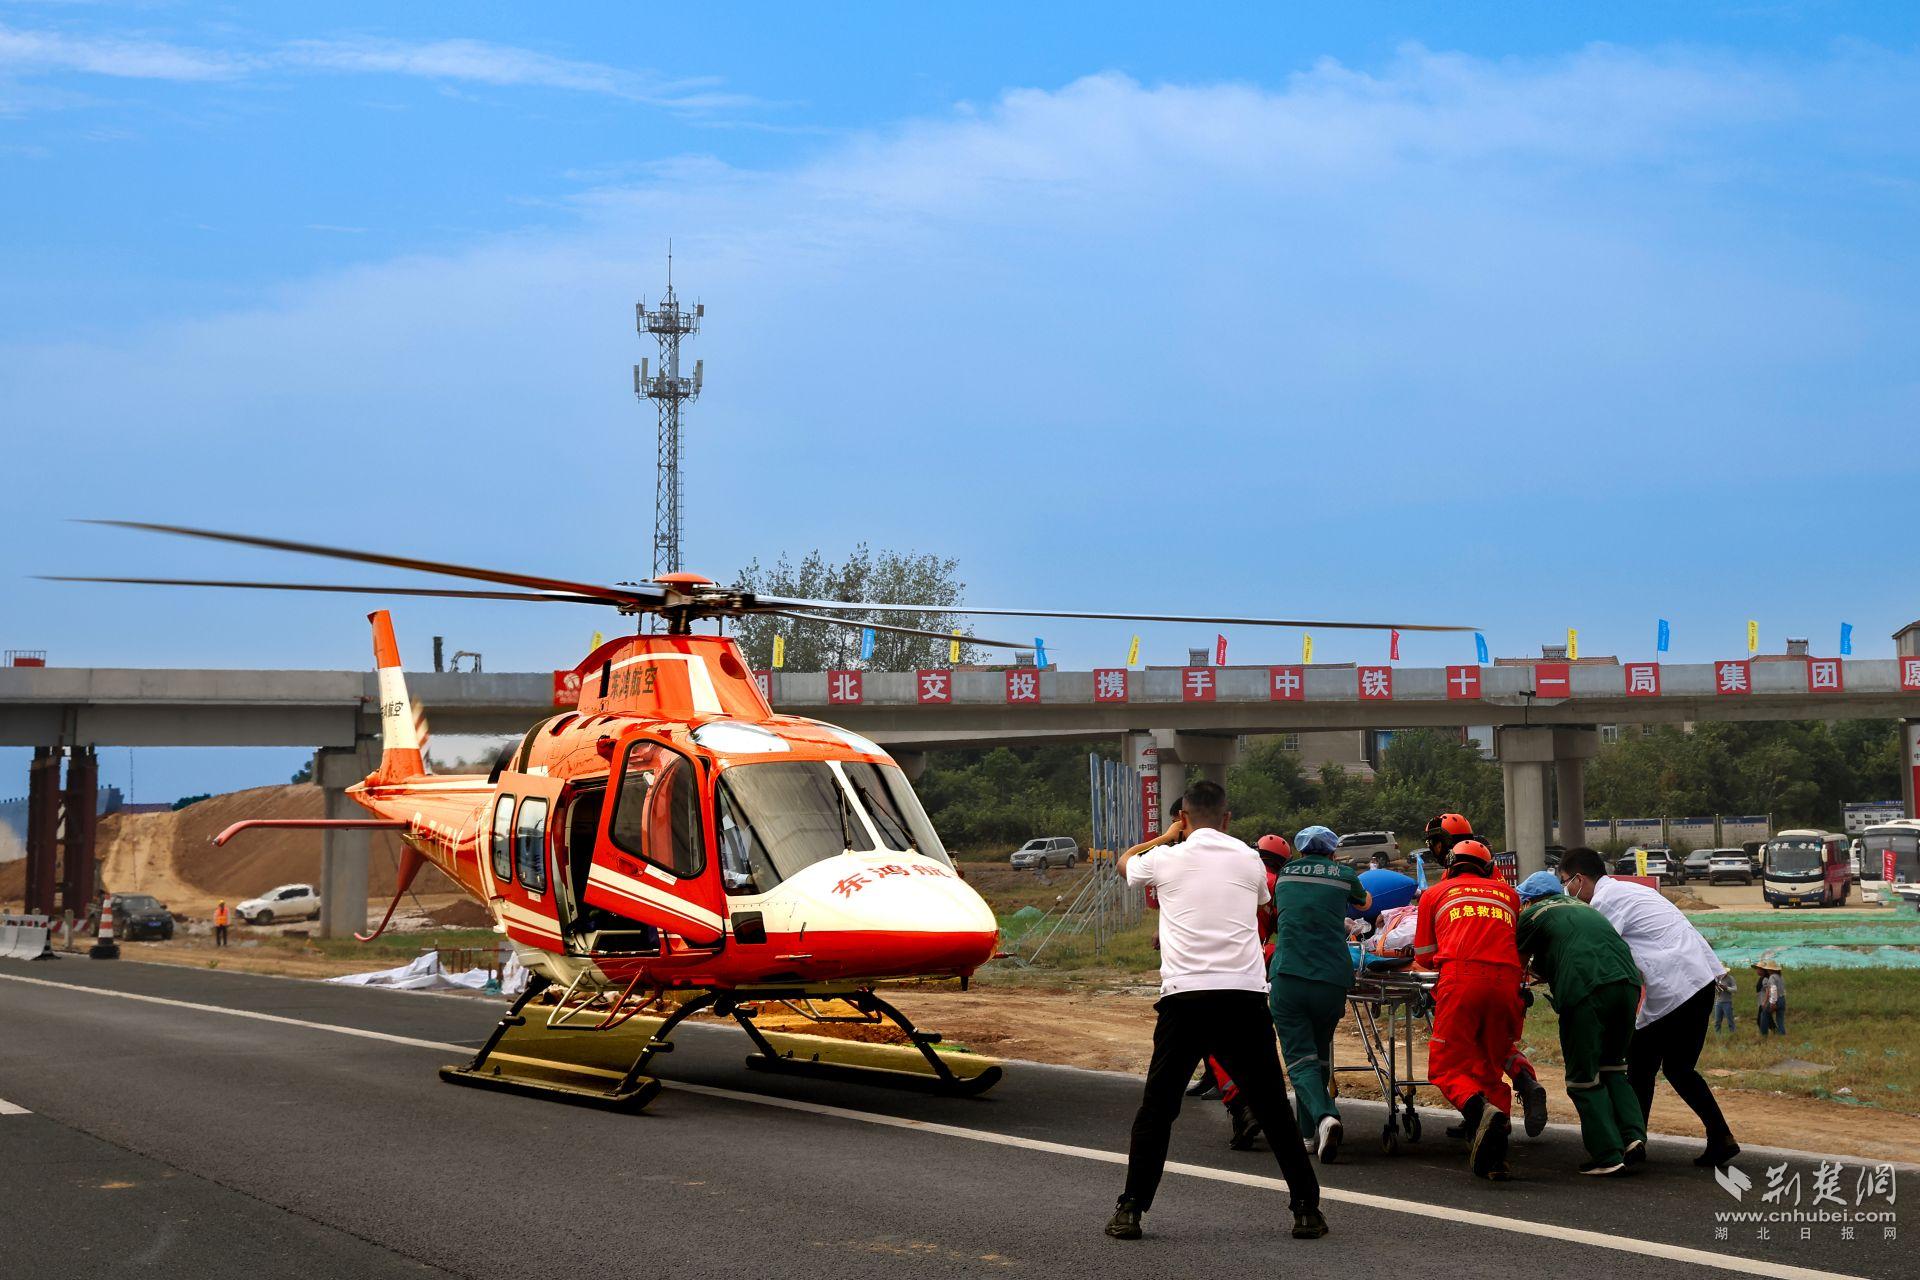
[90,897,120,960]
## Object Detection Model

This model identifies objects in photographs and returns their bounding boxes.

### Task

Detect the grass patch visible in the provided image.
[248,928,502,965]
[1518,970,1920,1114]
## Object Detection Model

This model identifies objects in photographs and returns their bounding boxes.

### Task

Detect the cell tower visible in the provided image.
[634,249,704,580]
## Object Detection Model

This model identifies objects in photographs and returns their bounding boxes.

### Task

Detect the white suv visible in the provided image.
[237,883,321,925]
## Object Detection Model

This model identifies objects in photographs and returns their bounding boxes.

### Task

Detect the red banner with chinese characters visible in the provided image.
[1714,660,1751,696]
[1445,665,1481,700]
[827,670,863,704]
[1534,662,1571,699]
[1807,658,1843,693]
[1093,668,1129,702]
[1005,669,1041,704]
[1214,634,1227,666]
[1141,775,1161,840]
[1624,662,1660,697]
[1358,666,1393,700]
[916,669,952,704]
[1269,666,1305,701]
[751,669,772,703]
[1182,667,1216,702]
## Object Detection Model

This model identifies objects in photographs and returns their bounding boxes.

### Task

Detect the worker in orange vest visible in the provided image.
[214,900,230,947]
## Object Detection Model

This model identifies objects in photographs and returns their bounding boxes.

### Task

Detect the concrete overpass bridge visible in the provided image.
[8,632,1920,935]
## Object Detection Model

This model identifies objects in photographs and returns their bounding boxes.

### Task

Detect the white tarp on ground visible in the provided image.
[327,950,529,995]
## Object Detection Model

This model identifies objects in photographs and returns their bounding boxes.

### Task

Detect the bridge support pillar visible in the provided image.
[1151,731,1239,823]
[25,747,62,916]
[315,739,378,940]
[891,750,927,782]
[1497,726,1598,877]
[61,746,98,916]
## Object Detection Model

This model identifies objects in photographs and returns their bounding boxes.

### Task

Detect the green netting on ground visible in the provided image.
[1695,921,1920,949]
[1707,944,1920,970]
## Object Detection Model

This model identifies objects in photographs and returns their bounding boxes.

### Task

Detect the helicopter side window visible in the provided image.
[490,796,515,884]
[515,798,549,894]
[609,740,707,880]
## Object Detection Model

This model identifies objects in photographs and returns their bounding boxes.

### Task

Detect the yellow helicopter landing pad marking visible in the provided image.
[0,971,1869,1280]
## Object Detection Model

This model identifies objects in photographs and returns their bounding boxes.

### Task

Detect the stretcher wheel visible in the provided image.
[1382,1124,1400,1156]
[1403,1108,1421,1142]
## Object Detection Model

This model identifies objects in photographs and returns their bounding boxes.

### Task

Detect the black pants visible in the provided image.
[1123,989,1319,1212]
[1627,979,1734,1148]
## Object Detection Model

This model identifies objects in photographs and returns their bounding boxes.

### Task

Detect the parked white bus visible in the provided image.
[1859,820,1920,907]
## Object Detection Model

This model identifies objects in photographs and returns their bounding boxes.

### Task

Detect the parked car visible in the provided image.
[237,883,321,925]
[1706,848,1754,885]
[1616,847,1684,886]
[1009,837,1079,870]
[1336,831,1398,865]
[110,893,175,941]
[1682,848,1715,881]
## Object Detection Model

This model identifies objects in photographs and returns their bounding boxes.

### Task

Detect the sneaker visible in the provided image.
[1445,1120,1470,1141]
[1104,1198,1143,1240]
[1518,1075,1549,1138]
[1316,1116,1342,1164]
[1581,1159,1627,1176]
[1291,1207,1330,1239]
[1623,1139,1647,1167]
[1694,1141,1740,1169]
[1470,1106,1511,1180]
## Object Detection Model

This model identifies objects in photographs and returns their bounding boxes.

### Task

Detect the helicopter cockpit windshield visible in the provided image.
[716,760,952,894]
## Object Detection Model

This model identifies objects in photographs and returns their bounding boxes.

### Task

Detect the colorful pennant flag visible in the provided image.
[1215,634,1227,666]
[1474,632,1489,664]
[1657,619,1670,653]
[859,628,876,661]
[949,630,962,664]
[1389,629,1401,661]
[1302,634,1314,664]
[589,630,603,654]
[1035,637,1049,668]
[1567,628,1579,661]
[1127,634,1140,667]
[1840,622,1854,656]
[1746,620,1759,655]
[772,634,786,668]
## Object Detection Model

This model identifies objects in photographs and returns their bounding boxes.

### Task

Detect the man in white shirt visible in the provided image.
[1558,847,1739,1168]
[1105,780,1326,1243]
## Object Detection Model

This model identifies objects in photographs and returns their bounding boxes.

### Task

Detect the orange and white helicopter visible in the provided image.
[53,520,1467,1111]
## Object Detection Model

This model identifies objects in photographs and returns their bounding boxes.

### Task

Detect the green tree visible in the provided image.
[729,545,982,672]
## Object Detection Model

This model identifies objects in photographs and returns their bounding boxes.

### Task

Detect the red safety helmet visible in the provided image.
[1256,834,1293,862]
[1424,812,1473,845]
[1446,838,1494,871]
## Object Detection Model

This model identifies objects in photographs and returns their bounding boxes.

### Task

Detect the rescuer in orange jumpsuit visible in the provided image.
[1423,813,1549,1141]
[214,900,230,947]
[1413,838,1524,1179]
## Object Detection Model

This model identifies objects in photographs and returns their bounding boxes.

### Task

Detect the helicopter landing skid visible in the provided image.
[731,991,1004,1098]
[437,976,707,1112]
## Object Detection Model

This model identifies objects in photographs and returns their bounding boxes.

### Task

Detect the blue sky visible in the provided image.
[4,3,1919,800]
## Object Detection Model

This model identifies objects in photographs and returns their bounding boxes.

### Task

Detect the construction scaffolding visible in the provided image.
[1003,754,1147,964]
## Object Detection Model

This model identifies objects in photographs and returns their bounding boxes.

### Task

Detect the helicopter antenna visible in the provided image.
[634,246,704,625]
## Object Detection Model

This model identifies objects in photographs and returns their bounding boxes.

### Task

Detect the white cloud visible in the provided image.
[0,23,757,115]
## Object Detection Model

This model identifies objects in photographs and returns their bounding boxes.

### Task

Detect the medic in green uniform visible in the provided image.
[1268,825,1370,1164]
[1513,872,1647,1176]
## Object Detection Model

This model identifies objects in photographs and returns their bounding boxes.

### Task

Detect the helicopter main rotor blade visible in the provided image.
[37,576,616,605]
[81,520,658,606]
[760,595,1474,633]
[766,611,1033,652]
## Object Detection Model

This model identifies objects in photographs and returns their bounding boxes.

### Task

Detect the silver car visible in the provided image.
[1010,837,1080,870]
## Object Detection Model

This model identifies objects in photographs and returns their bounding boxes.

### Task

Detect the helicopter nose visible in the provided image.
[787,854,999,974]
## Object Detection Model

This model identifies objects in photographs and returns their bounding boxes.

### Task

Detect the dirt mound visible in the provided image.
[94,785,456,913]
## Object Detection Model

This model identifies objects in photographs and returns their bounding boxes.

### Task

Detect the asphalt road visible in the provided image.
[1,956,1909,1280]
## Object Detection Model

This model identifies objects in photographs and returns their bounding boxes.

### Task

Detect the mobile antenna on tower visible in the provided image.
[634,246,704,583]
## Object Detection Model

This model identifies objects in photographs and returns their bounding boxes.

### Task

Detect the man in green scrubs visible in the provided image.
[1513,872,1647,1176]
[1267,825,1370,1163]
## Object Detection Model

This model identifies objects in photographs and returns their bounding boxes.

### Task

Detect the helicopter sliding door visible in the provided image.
[582,734,726,947]
[480,774,568,954]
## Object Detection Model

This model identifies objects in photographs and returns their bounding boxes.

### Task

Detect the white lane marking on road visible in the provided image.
[0,1097,30,1115]
[0,972,1867,1280]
